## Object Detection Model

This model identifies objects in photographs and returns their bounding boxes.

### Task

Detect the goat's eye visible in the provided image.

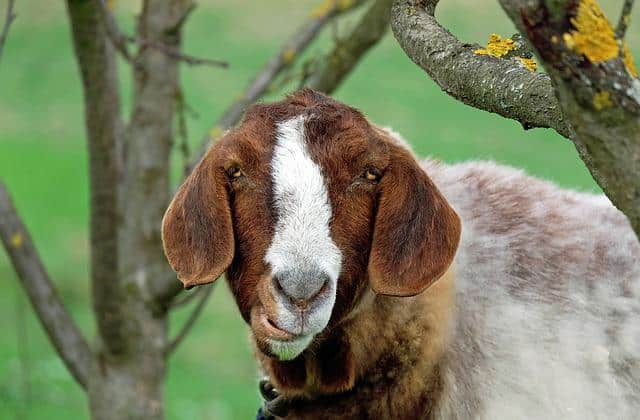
[227,165,243,180]
[364,168,381,182]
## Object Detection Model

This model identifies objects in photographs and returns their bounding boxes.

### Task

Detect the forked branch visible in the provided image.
[498,0,640,238]
[392,0,639,239]
[390,0,573,138]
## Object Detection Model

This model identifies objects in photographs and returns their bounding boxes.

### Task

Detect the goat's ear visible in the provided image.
[161,148,234,289]
[368,144,461,297]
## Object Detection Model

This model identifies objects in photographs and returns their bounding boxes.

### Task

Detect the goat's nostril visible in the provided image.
[272,275,285,294]
[313,276,330,298]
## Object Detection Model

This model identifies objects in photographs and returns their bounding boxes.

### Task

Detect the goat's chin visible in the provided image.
[266,335,314,361]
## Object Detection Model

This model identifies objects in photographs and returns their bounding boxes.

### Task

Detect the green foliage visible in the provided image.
[0,1,636,419]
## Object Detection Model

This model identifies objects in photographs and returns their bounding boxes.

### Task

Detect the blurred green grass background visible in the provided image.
[0,0,637,419]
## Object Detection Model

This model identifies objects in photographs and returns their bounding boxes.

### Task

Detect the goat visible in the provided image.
[162,88,640,419]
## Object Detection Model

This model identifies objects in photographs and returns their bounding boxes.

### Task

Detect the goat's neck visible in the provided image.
[258,269,456,418]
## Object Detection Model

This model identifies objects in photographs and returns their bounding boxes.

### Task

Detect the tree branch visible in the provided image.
[0,0,16,64]
[0,184,94,389]
[96,1,227,67]
[616,0,634,39]
[164,283,215,356]
[96,0,134,61]
[187,0,368,172]
[122,0,197,314]
[390,0,574,138]
[66,0,126,355]
[498,0,640,239]
[306,0,394,93]
[138,38,228,68]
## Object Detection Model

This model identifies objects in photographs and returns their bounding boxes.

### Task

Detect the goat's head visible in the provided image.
[162,89,461,362]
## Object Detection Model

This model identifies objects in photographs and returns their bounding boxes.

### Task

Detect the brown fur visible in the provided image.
[277,269,456,419]
[161,88,462,418]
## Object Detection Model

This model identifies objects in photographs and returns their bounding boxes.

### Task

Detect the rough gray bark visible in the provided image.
[307,0,394,93]
[391,0,640,239]
[91,1,194,419]
[390,0,573,137]
[66,0,191,418]
[498,0,640,239]
[0,184,94,389]
[66,0,125,357]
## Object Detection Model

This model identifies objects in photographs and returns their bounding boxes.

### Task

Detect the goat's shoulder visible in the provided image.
[423,159,640,419]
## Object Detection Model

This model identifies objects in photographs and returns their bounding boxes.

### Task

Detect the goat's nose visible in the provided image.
[272,270,329,308]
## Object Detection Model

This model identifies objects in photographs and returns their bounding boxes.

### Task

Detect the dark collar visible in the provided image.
[258,379,292,419]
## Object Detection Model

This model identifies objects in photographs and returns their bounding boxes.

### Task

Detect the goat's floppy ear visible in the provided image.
[162,148,234,289]
[368,144,461,297]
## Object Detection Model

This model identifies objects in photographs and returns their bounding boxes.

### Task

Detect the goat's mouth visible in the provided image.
[251,306,298,342]
[250,306,317,360]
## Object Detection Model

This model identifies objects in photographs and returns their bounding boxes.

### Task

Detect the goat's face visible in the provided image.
[162,89,461,361]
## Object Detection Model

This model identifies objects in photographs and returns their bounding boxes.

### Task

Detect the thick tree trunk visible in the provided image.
[87,315,167,420]
[66,0,191,418]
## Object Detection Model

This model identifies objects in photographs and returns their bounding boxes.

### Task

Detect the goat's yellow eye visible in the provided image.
[227,166,243,179]
[365,168,381,182]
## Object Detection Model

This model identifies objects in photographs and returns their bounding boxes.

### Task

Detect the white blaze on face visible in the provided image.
[265,115,342,360]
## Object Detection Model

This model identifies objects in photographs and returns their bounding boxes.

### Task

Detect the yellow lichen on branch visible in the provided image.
[562,0,618,63]
[517,57,537,72]
[10,232,23,248]
[623,42,638,78]
[593,91,613,110]
[310,0,355,18]
[282,48,297,65]
[474,34,516,58]
[474,34,537,72]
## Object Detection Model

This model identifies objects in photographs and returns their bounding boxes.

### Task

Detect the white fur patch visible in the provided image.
[265,116,342,359]
[267,336,314,361]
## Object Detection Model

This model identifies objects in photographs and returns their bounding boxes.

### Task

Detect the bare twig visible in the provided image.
[170,281,207,308]
[96,0,133,61]
[188,0,367,171]
[307,0,394,93]
[390,0,573,138]
[96,0,227,67]
[616,0,635,39]
[140,39,228,68]
[175,87,192,175]
[0,0,17,63]
[0,183,94,389]
[165,283,216,355]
